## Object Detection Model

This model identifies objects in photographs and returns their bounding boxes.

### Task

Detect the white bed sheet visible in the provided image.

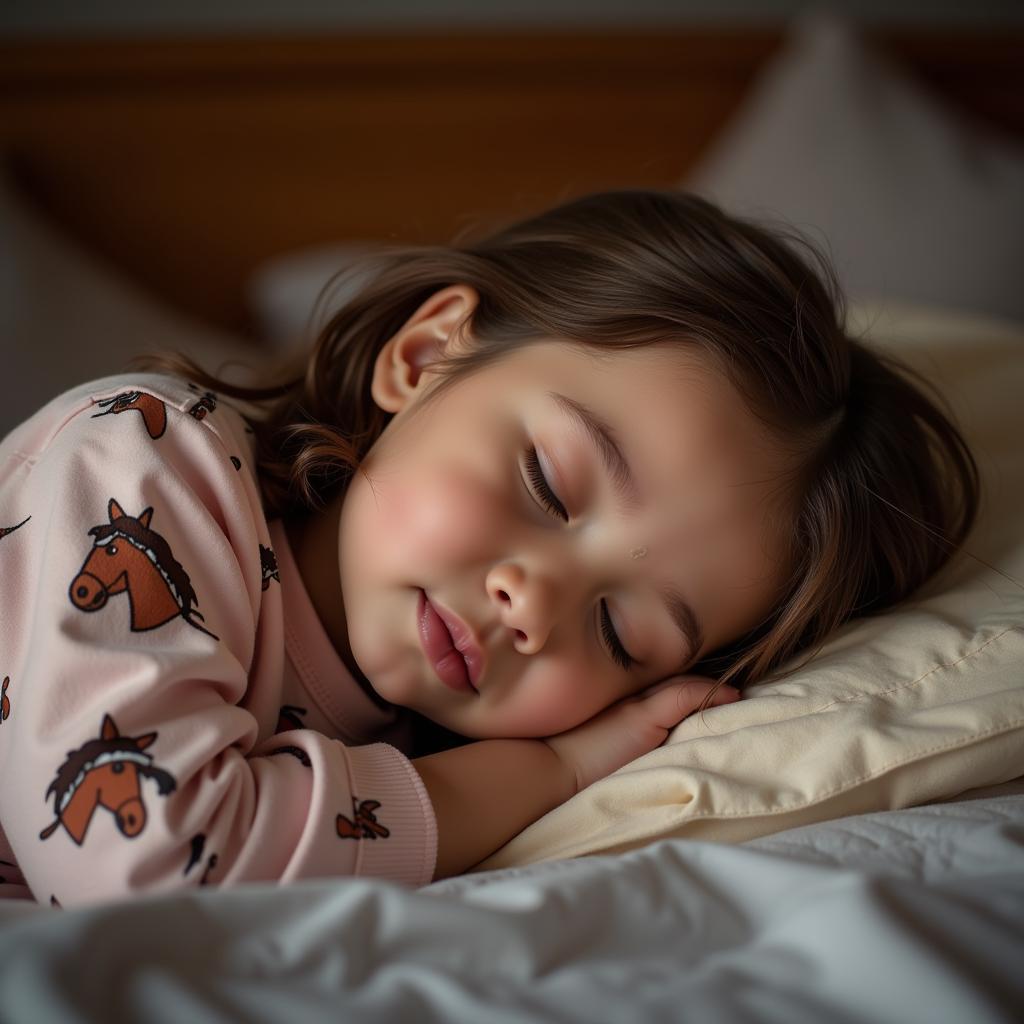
[2,792,1021,1024]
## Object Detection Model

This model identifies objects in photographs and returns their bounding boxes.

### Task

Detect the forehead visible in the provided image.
[493,339,780,472]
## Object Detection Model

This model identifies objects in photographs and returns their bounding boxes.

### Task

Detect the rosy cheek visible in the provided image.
[384,473,499,567]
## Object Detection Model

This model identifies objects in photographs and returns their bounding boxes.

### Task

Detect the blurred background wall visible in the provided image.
[3,0,1022,435]
[3,0,1024,33]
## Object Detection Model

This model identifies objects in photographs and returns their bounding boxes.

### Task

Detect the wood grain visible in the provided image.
[1,30,1021,336]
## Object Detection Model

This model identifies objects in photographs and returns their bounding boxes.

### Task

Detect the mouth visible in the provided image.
[417,590,482,694]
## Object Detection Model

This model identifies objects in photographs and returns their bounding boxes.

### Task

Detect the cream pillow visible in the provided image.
[478,299,1024,870]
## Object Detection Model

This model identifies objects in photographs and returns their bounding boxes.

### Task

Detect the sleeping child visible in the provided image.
[0,189,978,905]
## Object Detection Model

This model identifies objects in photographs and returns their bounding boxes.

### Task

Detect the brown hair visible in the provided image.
[129,189,979,691]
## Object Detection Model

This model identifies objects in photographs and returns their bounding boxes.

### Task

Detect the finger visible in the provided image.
[673,680,735,716]
[659,678,740,719]
[638,673,715,699]
[639,675,739,705]
[633,679,729,731]
[704,683,742,707]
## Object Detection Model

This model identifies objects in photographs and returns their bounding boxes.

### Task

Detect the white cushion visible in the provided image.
[246,242,387,350]
[684,9,1024,324]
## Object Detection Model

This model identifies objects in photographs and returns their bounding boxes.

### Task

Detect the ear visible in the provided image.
[370,284,478,414]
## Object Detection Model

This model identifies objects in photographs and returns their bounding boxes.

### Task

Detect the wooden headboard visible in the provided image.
[2,29,1022,337]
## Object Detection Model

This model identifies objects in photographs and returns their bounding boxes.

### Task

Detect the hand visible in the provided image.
[542,676,740,797]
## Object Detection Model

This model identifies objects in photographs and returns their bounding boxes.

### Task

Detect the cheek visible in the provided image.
[494,667,608,738]
[352,468,502,571]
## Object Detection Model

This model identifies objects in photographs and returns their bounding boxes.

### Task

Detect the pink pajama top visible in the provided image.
[0,373,438,907]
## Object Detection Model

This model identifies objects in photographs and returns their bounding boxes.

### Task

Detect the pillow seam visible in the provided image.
[809,624,1020,713]
[685,715,1024,822]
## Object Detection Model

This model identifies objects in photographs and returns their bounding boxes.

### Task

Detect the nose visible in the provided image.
[485,562,557,655]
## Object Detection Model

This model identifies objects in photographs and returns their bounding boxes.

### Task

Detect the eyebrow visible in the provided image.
[546,390,706,669]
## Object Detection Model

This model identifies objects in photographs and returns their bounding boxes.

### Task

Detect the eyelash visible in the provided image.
[600,600,635,671]
[524,445,568,521]
[524,446,636,671]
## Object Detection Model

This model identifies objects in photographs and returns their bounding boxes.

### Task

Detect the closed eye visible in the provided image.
[600,600,636,671]
[524,445,568,521]
[523,446,636,671]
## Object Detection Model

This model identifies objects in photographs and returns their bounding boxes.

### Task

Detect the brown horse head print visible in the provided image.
[68,498,218,639]
[91,391,167,439]
[39,713,177,846]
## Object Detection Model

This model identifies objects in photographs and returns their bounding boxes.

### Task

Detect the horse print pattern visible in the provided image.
[0,516,31,541]
[186,383,218,421]
[91,389,245,474]
[92,391,168,439]
[337,798,391,840]
[0,377,410,901]
[184,833,220,886]
[38,713,176,847]
[69,497,219,640]
[260,545,280,591]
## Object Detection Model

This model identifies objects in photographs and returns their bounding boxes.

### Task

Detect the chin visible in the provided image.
[371,677,422,711]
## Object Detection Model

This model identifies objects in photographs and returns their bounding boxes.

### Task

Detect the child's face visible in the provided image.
[336,286,795,739]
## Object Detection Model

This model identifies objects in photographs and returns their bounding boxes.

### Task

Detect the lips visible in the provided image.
[417,590,483,694]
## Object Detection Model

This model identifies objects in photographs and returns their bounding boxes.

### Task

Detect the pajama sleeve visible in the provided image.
[0,378,437,908]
